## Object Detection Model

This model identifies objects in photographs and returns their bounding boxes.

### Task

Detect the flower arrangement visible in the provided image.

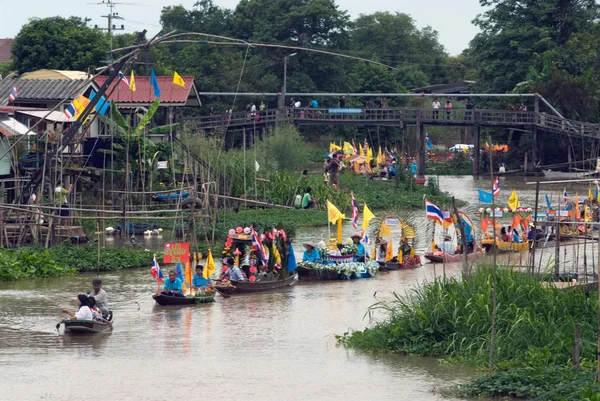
[235,227,243,234]
[340,244,358,255]
[298,260,379,278]
[243,227,251,235]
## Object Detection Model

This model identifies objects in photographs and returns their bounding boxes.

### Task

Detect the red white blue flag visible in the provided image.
[252,227,268,264]
[426,199,444,225]
[118,71,130,88]
[563,188,569,207]
[351,192,359,229]
[493,177,500,196]
[150,254,164,283]
[7,86,17,103]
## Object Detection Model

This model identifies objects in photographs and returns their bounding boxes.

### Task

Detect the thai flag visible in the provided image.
[7,86,17,103]
[563,188,569,207]
[361,232,370,244]
[493,177,500,196]
[352,139,358,154]
[351,193,359,229]
[252,227,267,264]
[63,103,76,119]
[363,138,368,152]
[150,254,164,283]
[426,199,444,225]
[118,71,130,88]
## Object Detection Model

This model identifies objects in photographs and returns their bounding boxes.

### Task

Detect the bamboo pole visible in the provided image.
[337,217,342,244]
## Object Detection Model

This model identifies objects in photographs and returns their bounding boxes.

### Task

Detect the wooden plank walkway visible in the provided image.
[184,107,599,139]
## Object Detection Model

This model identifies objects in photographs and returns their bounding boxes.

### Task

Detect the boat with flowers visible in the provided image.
[374,215,422,270]
[423,210,484,264]
[213,226,298,294]
[479,206,533,253]
[297,242,380,280]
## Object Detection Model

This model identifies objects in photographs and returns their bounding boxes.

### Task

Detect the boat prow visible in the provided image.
[213,274,297,293]
[423,249,485,264]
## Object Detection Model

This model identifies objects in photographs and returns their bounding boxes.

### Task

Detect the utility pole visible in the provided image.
[91,1,126,63]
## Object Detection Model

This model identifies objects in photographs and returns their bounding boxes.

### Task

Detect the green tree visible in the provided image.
[470,0,599,93]
[12,16,109,74]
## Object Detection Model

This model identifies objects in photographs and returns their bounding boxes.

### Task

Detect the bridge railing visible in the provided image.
[185,107,600,138]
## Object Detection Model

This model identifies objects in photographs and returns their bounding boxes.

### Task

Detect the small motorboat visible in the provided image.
[152,291,216,305]
[61,319,112,334]
[213,275,297,294]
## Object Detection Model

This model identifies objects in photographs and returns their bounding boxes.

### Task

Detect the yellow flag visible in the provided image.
[329,143,341,153]
[379,224,391,238]
[362,203,375,231]
[585,205,591,222]
[173,71,186,88]
[130,70,136,92]
[589,188,592,200]
[385,240,393,262]
[366,147,373,165]
[343,141,354,155]
[327,200,345,224]
[376,146,383,165]
[508,189,520,210]
[359,144,364,156]
[575,193,580,219]
[204,249,215,279]
[272,242,281,265]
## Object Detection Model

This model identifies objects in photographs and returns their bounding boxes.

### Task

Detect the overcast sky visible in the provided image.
[0,0,484,55]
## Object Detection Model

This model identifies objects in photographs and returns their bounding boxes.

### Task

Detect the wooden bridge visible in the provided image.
[184,106,598,176]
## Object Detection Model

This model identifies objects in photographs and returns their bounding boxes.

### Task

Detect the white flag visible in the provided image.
[255,160,260,172]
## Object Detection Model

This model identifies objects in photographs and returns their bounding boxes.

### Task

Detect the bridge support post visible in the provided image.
[532,125,539,166]
[472,123,481,175]
[417,121,426,177]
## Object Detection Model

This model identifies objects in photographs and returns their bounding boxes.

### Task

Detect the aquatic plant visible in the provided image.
[338,266,600,399]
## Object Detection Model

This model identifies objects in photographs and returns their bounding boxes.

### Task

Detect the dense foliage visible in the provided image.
[0,245,154,281]
[12,16,109,74]
[339,267,600,399]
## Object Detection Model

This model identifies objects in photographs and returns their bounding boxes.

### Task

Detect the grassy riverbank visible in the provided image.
[0,245,154,281]
[338,267,599,400]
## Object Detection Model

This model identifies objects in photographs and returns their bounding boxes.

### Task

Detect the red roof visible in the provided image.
[0,39,13,63]
[94,75,199,106]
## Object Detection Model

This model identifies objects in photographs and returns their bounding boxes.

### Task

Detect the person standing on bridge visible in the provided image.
[432,98,441,119]
[445,100,453,120]
[465,98,474,120]
[338,95,346,108]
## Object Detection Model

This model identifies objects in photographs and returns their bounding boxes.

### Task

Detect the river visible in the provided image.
[0,175,593,400]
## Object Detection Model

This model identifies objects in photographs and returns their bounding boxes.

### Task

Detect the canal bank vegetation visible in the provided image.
[0,245,153,281]
[338,267,600,400]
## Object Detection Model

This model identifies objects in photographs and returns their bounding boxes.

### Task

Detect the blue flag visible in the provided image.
[478,189,493,204]
[89,90,110,115]
[287,242,297,273]
[151,69,161,98]
[175,262,184,282]
[545,194,553,210]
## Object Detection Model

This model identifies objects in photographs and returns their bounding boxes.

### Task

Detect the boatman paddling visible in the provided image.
[88,279,110,319]
[351,234,366,262]
[162,270,185,297]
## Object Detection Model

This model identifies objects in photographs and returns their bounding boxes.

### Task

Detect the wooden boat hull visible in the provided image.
[214,274,297,293]
[423,249,485,264]
[378,256,422,271]
[62,319,111,334]
[152,293,215,305]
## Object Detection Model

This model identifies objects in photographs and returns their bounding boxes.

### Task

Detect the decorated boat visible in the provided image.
[374,215,421,270]
[153,291,215,305]
[61,319,112,334]
[213,226,298,292]
[479,206,532,253]
[152,191,190,202]
[423,209,484,264]
[297,201,380,280]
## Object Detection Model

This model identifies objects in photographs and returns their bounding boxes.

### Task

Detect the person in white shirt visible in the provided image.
[432,98,441,119]
[442,235,455,255]
[61,294,93,320]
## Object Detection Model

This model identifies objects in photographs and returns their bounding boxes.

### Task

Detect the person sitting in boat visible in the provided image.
[351,234,367,262]
[302,242,321,263]
[442,235,455,255]
[88,279,109,319]
[376,240,387,262]
[513,229,521,243]
[192,265,212,291]
[499,227,506,241]
[399,236,412,257]
[162,270,185,297]
[61,294,93,321]
[88,297,103,321]
[222,258,245,282]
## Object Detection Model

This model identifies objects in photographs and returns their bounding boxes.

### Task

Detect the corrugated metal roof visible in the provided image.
[94,75,200,106]
[21,70,91,80]
[0,116,34,136]
[0,39,13,63]
[18,110,72,122]
[0,78,96,106]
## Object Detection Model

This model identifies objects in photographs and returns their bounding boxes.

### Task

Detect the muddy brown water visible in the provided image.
[0,175,591,400]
